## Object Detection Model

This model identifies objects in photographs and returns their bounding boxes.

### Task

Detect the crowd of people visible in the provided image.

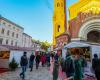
[51,50,87,80]
[19,50,100,80]
[19,51,51,80]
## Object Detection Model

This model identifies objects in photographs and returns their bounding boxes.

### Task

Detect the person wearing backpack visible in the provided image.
[20,52,28,80]
[65,50,75,80]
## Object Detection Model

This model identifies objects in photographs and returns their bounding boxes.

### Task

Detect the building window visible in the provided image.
[11,40,13,46]
[58,25,60,32]
[3,22,6,25]
[16,34,18,38]
[57,3,60,7]
[13,26,15,29]
[1,28,5,34]
[6,39,8,45]
[12,32,14,37]
[7,30,10,36]
[61,3,63,7]
[8,24,11,27]
[0,38,3,44]
[15,42,17,46]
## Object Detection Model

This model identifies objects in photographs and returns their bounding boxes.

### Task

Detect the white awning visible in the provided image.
[0,46,9,51]
[64,41,90,48]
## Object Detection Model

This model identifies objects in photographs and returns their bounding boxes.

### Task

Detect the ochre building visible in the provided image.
[53,0,68,49]
[53,0,100,49]
[69,0,100,43]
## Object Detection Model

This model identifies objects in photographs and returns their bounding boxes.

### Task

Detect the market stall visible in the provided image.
[0,46,10,68]
[62,41,91,60]
[62,41,100,76]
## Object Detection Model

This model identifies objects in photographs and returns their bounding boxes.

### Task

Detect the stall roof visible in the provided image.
[64,41,90,48]
[0,45,33,51]
[0,46,9,51]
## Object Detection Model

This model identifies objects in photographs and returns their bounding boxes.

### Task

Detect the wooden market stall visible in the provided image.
[0,46,10,68]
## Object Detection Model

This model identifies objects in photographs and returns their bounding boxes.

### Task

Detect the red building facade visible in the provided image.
[69,12,100,43]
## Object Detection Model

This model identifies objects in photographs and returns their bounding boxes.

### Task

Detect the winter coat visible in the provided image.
[65,56,75,77]
[41,55,46,63]
[92,58,100,72]
[53,62,59,80]
[54,54,59,62]
[46,54,50,62]
[20,55,28,66]
[74,59,83,80]
[29,55,35,67]
[29,55,35,62]
[60,58,65,72]
[35,55,40,63]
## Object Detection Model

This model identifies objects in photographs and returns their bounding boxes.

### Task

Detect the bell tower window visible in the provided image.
[57,3,60,7]
[58,25,60,32]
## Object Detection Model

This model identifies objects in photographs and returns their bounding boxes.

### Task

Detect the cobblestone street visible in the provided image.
[0,66,52,80]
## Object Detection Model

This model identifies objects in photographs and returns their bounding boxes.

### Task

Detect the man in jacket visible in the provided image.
[29,53,35,71]
[35,54,40,69]
[20,52,28,80]
[92,54,100,80]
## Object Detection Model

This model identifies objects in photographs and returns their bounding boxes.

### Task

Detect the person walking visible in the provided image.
[46,53,50,67]
[65,51,75,80]
[74,52,83,80]
[35,54,40,69]
[92,54,100,80]
[54,53,59,63]
[53,61,59,80]
[29,53,35,71]
[41,54,46,67]
[20,52,28,80]
[80,55,87,78]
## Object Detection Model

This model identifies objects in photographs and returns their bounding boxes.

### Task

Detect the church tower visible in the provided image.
[53,0,67,47]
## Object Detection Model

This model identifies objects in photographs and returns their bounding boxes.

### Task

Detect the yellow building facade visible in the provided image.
[69,0,100,20]
[53,0,67,46]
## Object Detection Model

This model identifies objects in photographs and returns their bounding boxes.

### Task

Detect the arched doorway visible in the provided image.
[87,31,100,43]
[78,17,100,43]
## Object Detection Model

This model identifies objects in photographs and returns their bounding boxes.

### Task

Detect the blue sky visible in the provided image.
[0,0,78,43]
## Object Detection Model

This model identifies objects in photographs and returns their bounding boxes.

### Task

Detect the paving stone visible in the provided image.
[0,66,52,80]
